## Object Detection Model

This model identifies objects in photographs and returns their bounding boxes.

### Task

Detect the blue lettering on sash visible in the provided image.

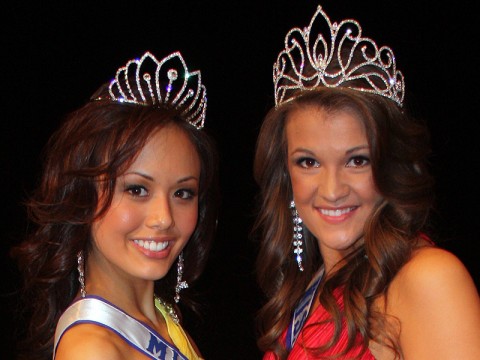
[286,273,323,350]
[146,332,177,359]
[292,298,310,341]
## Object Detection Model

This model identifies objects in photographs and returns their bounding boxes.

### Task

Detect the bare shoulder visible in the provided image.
[392,247,477,297]
[387,247,480,359]
[55,323,137,360]
[390,246,480,318]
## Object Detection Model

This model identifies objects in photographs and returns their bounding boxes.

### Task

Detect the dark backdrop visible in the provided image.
[2,1,478,359]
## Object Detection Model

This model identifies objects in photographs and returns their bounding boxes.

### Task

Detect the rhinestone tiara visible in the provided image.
[105,51,207,129]
[273,5,405,107]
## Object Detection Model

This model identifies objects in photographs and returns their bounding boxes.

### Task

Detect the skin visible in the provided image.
[375,247,480,359]
[286,105,480,359]
[286,105,382,272]
[56,124,201,360]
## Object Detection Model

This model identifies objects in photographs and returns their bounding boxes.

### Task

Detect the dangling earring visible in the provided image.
[77,251,86,298]
[174,252,188,303]
[290,201,304,271]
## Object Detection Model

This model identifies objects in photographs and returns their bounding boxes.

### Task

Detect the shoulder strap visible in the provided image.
[53,296,188,360]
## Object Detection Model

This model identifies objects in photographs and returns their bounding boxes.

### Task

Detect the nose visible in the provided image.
[318,168,349,203]
[145,195,175,230]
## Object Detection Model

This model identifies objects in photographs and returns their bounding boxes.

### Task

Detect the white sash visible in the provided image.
[53,296,187,360]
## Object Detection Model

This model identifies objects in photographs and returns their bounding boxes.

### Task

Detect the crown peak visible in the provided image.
[273,6,405,107]
[100,51,206,129]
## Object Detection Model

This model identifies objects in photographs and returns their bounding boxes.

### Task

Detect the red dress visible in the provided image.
[263,288,375,359]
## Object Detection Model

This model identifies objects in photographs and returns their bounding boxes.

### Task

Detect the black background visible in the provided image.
[1,1,479,359]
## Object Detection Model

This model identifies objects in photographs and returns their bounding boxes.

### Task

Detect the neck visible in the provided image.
[84,256,158,323]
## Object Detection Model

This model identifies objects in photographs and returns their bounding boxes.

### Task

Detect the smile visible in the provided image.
[133,240,169,252]
[319,207,357,217]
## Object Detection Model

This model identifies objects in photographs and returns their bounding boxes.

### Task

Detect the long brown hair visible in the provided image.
[12,88,219,360]
[254,88,434,358]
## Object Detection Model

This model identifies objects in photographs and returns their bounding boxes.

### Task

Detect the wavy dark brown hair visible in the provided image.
[11,85,219,360]
[254,88,434,359]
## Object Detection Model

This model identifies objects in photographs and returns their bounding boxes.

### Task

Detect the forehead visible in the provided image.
[286,105,366,135]
[285,105,368,150]
[126,124,200,176]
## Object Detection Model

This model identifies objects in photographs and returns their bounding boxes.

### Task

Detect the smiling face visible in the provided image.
[286,105,383,271]
[88,124,200,289]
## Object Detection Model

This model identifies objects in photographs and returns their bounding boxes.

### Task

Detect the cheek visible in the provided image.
[176,203,199,237]
[92,204,141,242]
[289,170,314,201]
[109,204,141,228]
[356,175,382,204]
[116,207,140,225]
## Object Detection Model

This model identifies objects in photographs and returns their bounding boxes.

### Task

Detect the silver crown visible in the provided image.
[107,51,207,129]
[274,5,405,107]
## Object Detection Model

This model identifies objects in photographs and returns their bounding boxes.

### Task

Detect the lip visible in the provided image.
[131,237,174,259]
[315,206,358,224]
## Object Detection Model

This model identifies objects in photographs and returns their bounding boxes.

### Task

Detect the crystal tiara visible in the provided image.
[273,5,405,107]
[103,51,207,129]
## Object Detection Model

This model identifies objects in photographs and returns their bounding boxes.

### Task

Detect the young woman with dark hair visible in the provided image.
[13,51,218,360]
[254,5,480,359]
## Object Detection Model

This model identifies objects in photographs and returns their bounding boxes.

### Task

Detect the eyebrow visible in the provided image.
[124,172,199,184]
[177,176,199,184]
[289,147,314,156]
[290,144,369,156]
[345,144,369,154]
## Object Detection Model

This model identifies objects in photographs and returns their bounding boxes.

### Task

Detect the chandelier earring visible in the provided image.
[174,252,188,303]
[290,201,304,271]
[77,251,86,298]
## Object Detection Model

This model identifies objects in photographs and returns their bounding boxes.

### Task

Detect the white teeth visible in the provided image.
[320,207,355,217]
[133,240,169,252]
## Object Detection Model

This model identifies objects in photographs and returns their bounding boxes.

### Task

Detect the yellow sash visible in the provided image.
[154,297,203,360]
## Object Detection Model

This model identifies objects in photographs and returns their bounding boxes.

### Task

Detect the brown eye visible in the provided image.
[174,189,196,200]
[297,157,319,169]
[125,185,148,197]
[346,156,370,168]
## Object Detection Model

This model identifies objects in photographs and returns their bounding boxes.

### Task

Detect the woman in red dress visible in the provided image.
[254,5,480,359]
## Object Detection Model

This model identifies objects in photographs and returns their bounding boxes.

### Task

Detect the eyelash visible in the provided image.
[346,156,370,168]
[124,184,197,200]
[296,157,319,169]
[295,155,370,169]
[125,184,148,197]
[174,189,197,200]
